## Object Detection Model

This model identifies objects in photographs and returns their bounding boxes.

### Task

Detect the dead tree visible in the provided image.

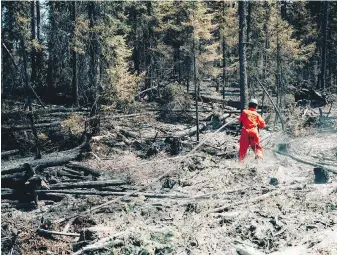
[71,1,79,107]
[319,1,329,90]
[239,1,249,111]
[88,1,100,135]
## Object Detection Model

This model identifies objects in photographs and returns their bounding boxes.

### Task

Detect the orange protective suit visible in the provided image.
[238,107,265,161]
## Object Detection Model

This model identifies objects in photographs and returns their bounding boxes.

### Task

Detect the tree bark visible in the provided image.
[239,1,248,111]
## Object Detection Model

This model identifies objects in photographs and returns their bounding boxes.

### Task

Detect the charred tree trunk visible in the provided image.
[275,9,281,124]
[30,1,36,90]
[29,1,41,159]
[145,1,153,89]
[222,2,226,100]
[35,0,43,89]
[71,1,79,106]
[47,1,55,90]
[192,18,200,142]
[131,5,140,75]
[320,1,329,90]
[88,2,100,134]
[246,1,252,91]
[281,1,287,20]
[239,1,248,111]
[261,3,270,117]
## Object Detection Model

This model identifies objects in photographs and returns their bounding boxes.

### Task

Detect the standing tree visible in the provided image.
[319,1,329,90]
[71,1,78,106]
[239,1,248,111]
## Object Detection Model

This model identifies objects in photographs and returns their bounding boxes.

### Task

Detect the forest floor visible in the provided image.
[1,85,337,255]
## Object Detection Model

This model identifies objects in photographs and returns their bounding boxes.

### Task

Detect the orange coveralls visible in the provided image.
[238,107,265,161]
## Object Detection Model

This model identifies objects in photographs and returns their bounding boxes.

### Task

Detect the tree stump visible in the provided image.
[269,177,279,186]
[170,137,182,155]
[277,143,290,153]
[314,167,329,184]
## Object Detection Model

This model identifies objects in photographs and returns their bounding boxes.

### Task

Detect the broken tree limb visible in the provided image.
[1,135,89,174]
[275,150,337,175]
[37,228,80,237]
[48,180,126,190]
[37,189,189,199]
[66,162,101,177]
[253,76,285,131]
[136,85,159,97]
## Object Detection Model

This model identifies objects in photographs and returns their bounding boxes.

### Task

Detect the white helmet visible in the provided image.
[249,99,258,105]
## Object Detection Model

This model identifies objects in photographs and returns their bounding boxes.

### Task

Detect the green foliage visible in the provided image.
[2,1,337,108]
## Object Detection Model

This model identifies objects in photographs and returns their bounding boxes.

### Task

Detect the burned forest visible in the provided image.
[1,1,337,255]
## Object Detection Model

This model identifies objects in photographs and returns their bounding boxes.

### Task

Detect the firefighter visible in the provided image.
[238,99,265,161]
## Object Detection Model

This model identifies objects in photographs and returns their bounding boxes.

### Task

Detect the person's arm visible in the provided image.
[238,112,244,127]
[237,112,244,135]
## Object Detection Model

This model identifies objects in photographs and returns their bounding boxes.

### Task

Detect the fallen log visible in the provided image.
[57,170,88,180]
[37,189,189,199]
[1,188,16,199]
[62,168,83,176]
[2,121,61,132]
[171,123,207,138]
[1,135,89,174]
[48,180,126,190]
[66,162,101,177]
[37,228,80,237]
[47,111,89,117]
[1,149,20,159]
[1,172,27,189]
[1,187,64,202]
[119,129,138,139]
